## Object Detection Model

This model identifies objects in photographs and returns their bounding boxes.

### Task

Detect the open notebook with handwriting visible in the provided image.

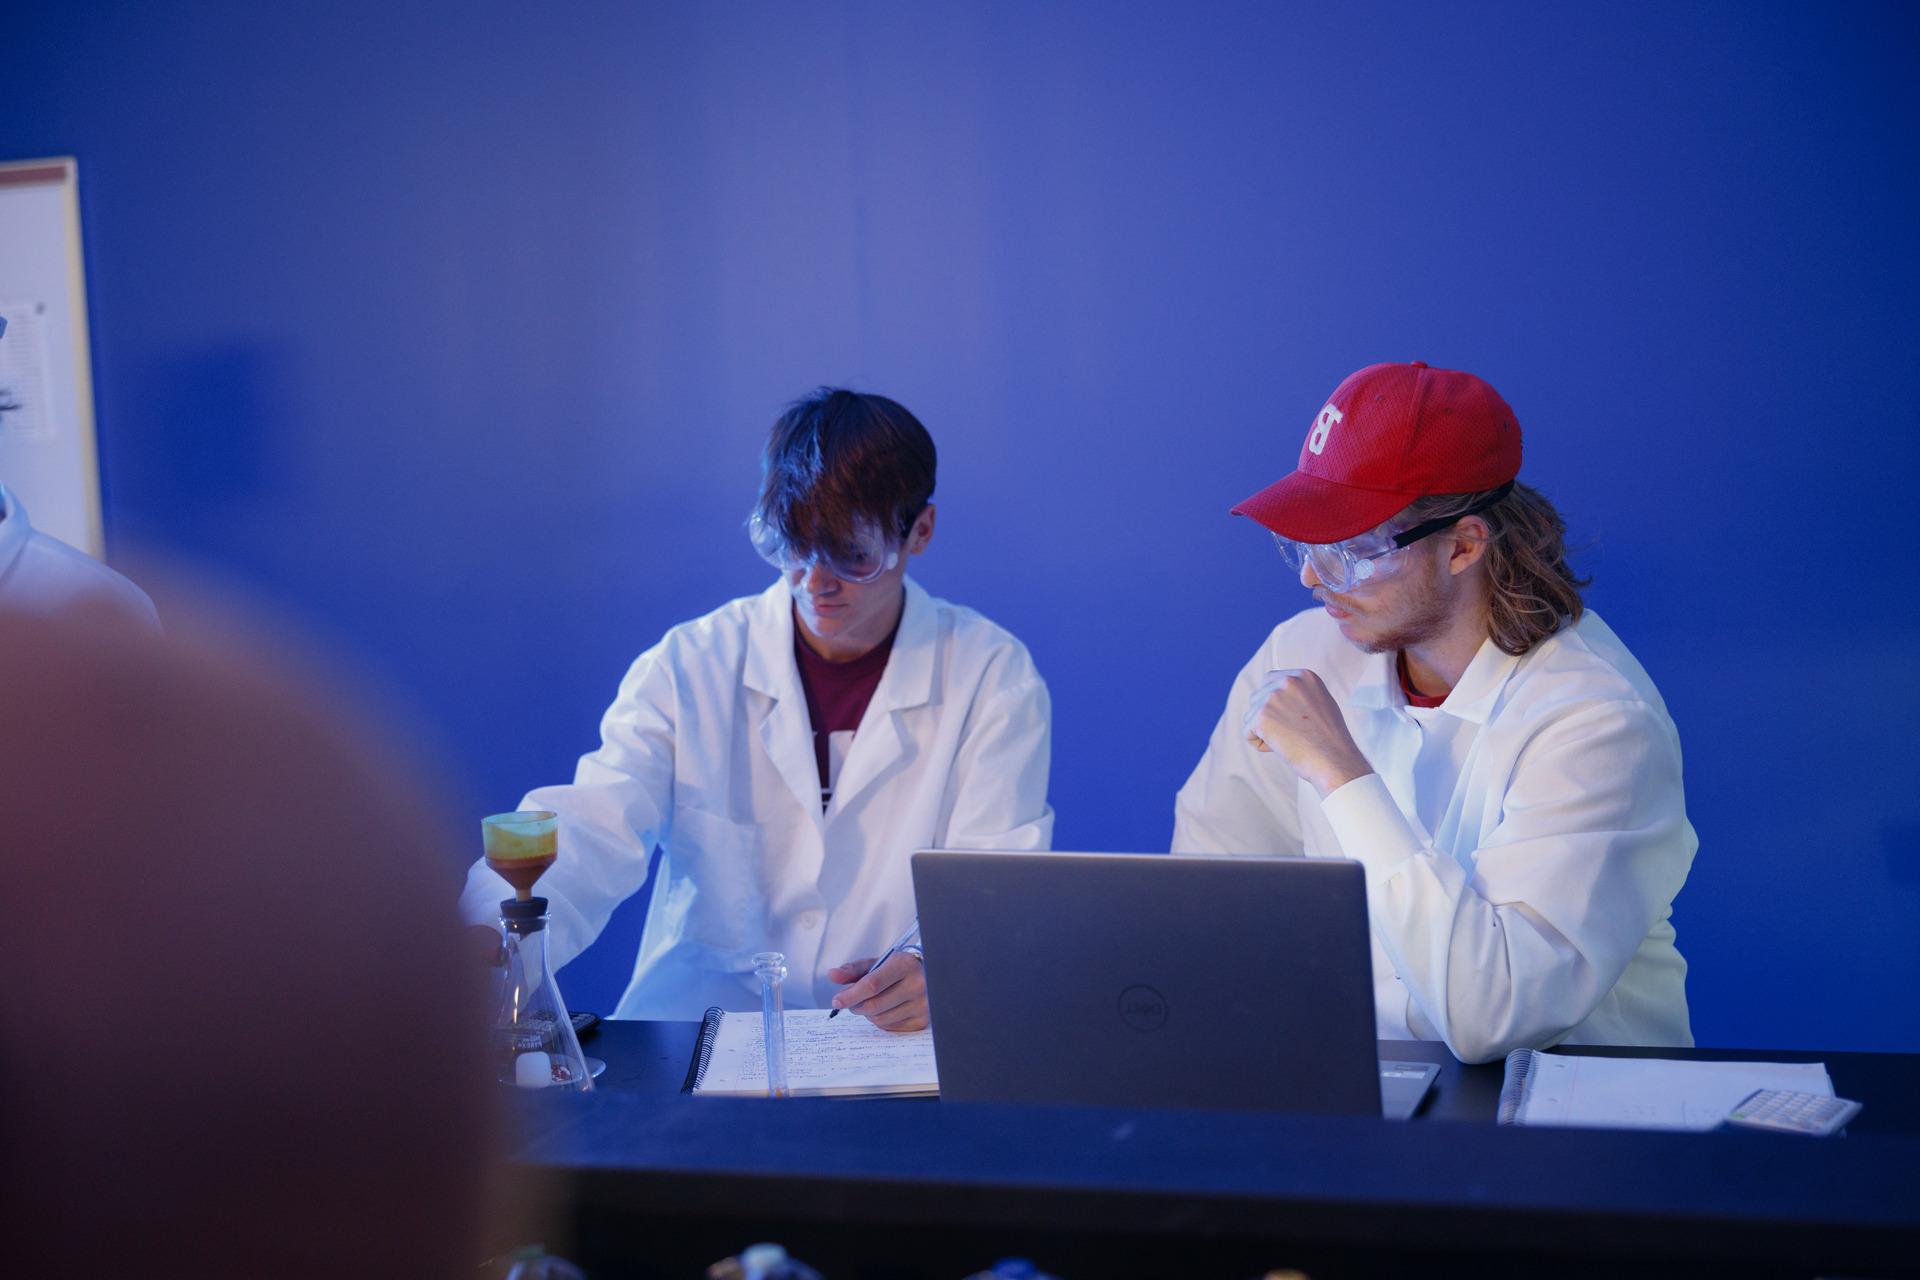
[682,1007,939,1098]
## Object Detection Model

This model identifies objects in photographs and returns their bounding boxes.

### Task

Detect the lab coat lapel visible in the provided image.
[1438,639,1521,724]
[825,577,936,819]
[742,581,828,826]
[0,486,32,581]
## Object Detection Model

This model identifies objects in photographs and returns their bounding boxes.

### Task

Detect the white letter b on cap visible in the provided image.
[1307,404,1342,455]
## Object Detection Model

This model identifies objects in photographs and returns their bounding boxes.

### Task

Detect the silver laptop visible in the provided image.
[912,850,1438,1119]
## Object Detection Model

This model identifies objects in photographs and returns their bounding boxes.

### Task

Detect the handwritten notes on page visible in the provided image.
[690,1008,939,1098]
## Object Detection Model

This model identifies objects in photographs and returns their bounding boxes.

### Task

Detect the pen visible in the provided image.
[828,916,921,1019]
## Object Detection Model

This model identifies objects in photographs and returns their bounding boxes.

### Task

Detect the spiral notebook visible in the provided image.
[681,1007,940,1098]
[1497,1049,1833,1131]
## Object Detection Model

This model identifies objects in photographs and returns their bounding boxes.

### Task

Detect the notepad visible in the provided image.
[682,1007,939,1098]
[1498,1049,1834,1131]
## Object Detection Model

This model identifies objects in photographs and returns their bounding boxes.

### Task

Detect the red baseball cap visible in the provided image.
[1231,361,1522,543]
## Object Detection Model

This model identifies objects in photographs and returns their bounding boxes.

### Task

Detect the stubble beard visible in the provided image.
[1338,567,1455,656]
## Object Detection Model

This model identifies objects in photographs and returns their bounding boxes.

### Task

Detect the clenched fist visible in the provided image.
[1243,668,1375,799]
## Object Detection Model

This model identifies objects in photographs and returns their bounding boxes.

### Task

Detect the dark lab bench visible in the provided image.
[511,1020,1920,1278]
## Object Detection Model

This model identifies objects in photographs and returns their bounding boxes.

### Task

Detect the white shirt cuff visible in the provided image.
[1318,772,1426,883]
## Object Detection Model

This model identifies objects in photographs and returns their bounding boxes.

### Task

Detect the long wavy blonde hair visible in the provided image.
[1401,482,1589,655]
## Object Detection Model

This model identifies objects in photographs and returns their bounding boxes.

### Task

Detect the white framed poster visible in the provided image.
[0,157,103,557]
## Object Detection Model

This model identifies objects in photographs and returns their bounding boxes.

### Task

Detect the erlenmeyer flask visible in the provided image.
[490,896,593,1091]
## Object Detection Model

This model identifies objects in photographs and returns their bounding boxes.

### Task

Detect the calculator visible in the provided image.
[1724,1088,1862,1136]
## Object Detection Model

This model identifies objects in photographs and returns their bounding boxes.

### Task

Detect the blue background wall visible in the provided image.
[4,1,1916,1050]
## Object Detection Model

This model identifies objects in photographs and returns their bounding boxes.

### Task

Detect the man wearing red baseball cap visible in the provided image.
[1174,362,1696,1064]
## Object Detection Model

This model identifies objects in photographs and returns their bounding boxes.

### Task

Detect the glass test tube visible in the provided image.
[752,951,790,1098]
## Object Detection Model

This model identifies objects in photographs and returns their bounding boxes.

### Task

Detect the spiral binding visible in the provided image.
[1496,1047,1538,1124]
[681,1006,725,1093]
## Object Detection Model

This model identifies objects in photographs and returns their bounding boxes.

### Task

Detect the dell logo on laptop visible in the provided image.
[1118,984,1168,1031]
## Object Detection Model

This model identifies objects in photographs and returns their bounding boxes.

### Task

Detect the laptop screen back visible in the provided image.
[912,850,1382,1116]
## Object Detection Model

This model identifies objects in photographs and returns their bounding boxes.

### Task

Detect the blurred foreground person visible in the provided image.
[0,607,513,1276]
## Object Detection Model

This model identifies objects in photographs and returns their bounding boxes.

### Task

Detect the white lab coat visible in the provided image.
[1173,607,1695,1063]
[459,576,1054,1019]
[0,485,159,634]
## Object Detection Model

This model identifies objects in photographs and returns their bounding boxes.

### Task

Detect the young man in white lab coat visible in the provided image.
[459,388,1053,1028]
[0,482,159,636]
[1173,362,1695,1063]
[1,316,157,634]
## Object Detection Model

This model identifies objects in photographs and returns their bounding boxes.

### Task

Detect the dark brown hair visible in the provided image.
[754,387,936,560]
[1401,482,1589,655]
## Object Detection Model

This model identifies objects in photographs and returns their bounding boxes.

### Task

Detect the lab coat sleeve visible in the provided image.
[456,645,677,972]
[938,677,1055,852]
[1171,654,1305,856]
[1318,698,1694,1063]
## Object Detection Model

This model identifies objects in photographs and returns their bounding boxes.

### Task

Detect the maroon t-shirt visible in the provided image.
[793,623,897,809]
[1397,650,1448,709]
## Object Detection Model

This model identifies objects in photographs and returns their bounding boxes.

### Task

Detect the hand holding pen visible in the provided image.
[826,917,926,1031]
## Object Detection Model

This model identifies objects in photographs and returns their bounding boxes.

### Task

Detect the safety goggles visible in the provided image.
[1273,484,1512,593]
[747,512,901,585]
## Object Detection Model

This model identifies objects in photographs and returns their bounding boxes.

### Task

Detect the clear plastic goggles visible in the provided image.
[1274,524,1413,593]
[747,512,901,585]
[1272,484,1513,593]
